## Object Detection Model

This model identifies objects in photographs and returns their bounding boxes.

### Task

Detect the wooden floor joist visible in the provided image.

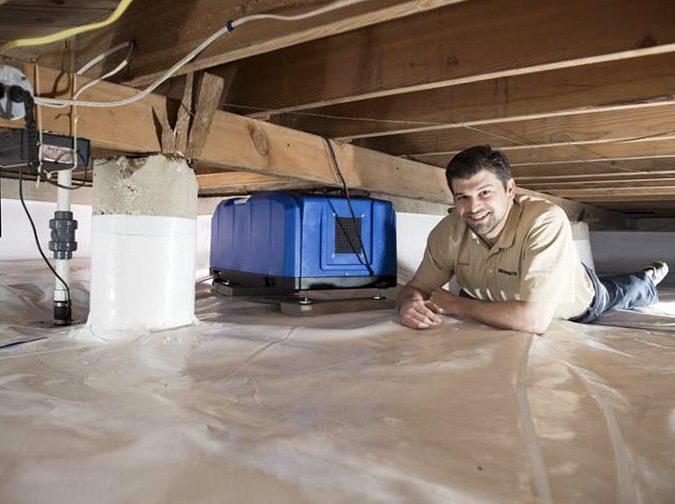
[220,0,675,114]
[414,138,675,167]
[549,186,675,202]
[523,177,675,191]
[72,0,468,87]
[355,104,675,156]
[271,52,675,139]
[603,201,675,211]
[511,159,675,180]
[0,63,448,203]
[197,171,316,195]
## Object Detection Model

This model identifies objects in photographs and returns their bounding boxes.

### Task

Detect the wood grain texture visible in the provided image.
[73,0,468,86]
[187,72,227,159]
[271,52,675,139]
[221,0,675,113]
[355,104,675,156]
[548,186,675,202]
[413,138,675,167]
[197,171,316,195]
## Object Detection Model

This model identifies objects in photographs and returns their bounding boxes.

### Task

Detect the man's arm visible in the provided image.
[429,288,556,335]
[397,284,443,330]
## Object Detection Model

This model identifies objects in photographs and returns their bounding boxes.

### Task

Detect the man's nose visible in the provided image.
[467,197,482,212]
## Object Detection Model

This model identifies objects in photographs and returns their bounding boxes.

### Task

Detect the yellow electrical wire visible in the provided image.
[0,0,134,55]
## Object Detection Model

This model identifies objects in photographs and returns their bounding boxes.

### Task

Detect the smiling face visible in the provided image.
[451,168,516,245]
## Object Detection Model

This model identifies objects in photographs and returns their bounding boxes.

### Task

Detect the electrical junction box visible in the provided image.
[0,65,33,121]
[210,192,397,290]
[0,129,90,174]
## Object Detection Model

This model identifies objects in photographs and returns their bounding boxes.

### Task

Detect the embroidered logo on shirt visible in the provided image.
[497,268,518,277]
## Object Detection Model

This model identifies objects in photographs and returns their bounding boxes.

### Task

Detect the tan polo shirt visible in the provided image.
[409,194,595,320]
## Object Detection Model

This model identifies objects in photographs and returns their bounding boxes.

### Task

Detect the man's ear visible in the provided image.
[506,178,516,197]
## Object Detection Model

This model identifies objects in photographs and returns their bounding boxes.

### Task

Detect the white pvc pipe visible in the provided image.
[54,167,71,309]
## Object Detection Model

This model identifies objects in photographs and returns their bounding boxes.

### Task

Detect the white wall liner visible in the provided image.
[87,215,197,340]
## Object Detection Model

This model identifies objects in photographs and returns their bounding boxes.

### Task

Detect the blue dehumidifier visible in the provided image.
[209,192,397,290]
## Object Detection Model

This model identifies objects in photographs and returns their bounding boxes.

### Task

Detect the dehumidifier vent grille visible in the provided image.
[335,217,362,254]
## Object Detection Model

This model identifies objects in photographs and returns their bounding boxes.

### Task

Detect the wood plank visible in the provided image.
[511,159,675,179]
[0,4,113,29]
[414,138,675,167]
[0,63,623,227]
[517,172,675,185]
[601,203,675,218]
[601,201,675,210]
[547,186,675,202]
[197,171,316,195]
[0,63,448,201]
[354,104,675,156]
[187,72,227,159]
[3,1,115,6]
[522,177,675,190]
[221,0,675,114]
[271,52,675,139]
[515,187,623,227]
[0,1,115,56]
[74,0,468,87]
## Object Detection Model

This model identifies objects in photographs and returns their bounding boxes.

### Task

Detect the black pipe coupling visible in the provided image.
[49,211,78,260]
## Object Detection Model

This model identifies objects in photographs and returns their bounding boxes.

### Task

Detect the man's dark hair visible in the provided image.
[445,145,513,193]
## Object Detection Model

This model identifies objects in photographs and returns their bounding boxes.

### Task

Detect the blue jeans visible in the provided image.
[571,265,659,323]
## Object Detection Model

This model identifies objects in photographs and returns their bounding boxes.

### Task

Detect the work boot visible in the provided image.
[643,261,669,287]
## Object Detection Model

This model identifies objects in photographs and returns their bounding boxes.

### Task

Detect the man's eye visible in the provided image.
[480,190,491,197]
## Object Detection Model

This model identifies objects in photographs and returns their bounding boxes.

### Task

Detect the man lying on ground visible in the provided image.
[397,145,669,335]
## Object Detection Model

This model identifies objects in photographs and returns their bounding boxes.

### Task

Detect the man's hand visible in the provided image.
[428,288,462,316]
[399,298,443,329]
[431,287,556,335]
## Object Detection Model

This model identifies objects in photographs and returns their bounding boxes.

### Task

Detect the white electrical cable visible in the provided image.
[37,42,135,109]
[74,43,134,97]
[77,40,133,75]
[34,0,367,109]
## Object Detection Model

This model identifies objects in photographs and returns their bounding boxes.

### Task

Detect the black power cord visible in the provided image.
[40,161,89,190]
[323,137,374,277]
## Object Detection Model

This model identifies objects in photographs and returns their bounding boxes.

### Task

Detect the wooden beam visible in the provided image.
[0,2,116,36]
[0,2,117,60]
[522,177,675,190]
[511,159,675,179]
[602,204,675,218]
[601,201,675,210]
[354,104,675,156]
[220,0,675,115]
[517,172,675,185]
[511,187,623,227]
[272,52,675,139]
[0,64,623,227]
[197,171,316,195]
[547,186,675,202]
[0,63,448,202]
[73,0,468,87]
[187,72,226,158]
[413,138,675,167]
